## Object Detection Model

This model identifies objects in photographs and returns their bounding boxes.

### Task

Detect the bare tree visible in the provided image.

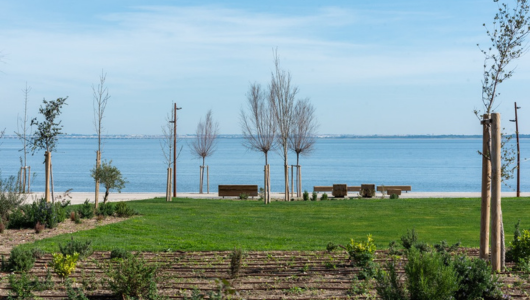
[161,107,182,200]
[477,0,530,267]
[289,99,318,197]
[191,110,219,193]
[269,50,298,201]
[92,70,110,209]
[14,83,32,193]
[241,83,276,203]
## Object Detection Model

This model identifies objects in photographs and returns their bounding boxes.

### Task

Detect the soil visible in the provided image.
[0,220,529,299]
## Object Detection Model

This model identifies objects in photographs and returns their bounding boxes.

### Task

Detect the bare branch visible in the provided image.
[289,98,318,165]
[93,70,110,152]
[191,110,219,166]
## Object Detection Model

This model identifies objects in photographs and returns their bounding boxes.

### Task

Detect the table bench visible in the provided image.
[376,185,412,195]
[218,185,258,198]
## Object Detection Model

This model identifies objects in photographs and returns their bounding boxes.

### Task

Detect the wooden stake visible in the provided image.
[95,151,101,209]
[27,166,31,193]
[298,165,302,198]
[290,165,294,199]
[491,113,502,272]
[166,167,172,201]
[45,152,51,202]
[480,114,491,260]
[207,165,209,194]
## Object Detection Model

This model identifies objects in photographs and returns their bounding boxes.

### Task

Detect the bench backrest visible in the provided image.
[218,185,258,197]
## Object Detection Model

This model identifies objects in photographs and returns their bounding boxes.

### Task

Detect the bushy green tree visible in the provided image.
[91,160,127,203]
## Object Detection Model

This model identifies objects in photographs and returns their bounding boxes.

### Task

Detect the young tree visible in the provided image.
[289,99,318,197]
[14,83,32,193]
[240,83,276,203]
[191,110,219,194]
[268,51,298,201]
[160,107,182,201]
[30,97,68,202]
[477,0,530,267]
[93,70,110,209]
[91,160,127,203]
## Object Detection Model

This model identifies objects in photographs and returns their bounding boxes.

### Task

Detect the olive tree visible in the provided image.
[190,110,219,193]
[30,97,68,202]
[240,83,276,203]
[91,160,127,203]
[477,0,530,266]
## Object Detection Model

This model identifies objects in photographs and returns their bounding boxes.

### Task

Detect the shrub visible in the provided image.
[0,219,4,233]
[97,201,115,217]
[311,191,317,201]
[65,278,89,300]
[346,234,376,267]
[452,255,502,300]
[303,190,309,201]
[0,173,26,222]
[78,199,94,219]
[229,248,244,279]
[321,193,328,201]
[326,242,337,252]
[52,252,79,278]
[31,248,45,259]
[34,221,45,234]
[390,193,399,199]
[8,272,35,300]
[6,246,35,272]
[405,248,459,300]
[115,202,138,218]
[7,198,69,229]
[375,259,407,300]
[508,220,530,265]
[238,193,248,200]
[105,253,162,299]
[400,228,418,250]
[70,211,76,221]
[59,238,93,260]
[110,248,132,260]
[74,211,81,224]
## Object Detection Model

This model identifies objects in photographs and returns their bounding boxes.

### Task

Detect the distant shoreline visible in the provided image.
[3,134,529,139]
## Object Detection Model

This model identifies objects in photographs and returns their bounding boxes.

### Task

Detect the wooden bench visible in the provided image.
[218,185,258,198]
[313,185,362,197]
[376,186,412,194]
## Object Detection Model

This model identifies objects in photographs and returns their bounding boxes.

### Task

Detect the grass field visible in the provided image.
[24,197,530,252]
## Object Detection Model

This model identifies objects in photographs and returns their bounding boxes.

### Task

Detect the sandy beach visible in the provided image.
[24,191,530,204]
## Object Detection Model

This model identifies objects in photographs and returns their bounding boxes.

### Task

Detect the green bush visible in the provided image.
[8,272,35,300]
[78,199,94,219]
[452,255,502,300]
[52,252,79,279]
[346,234,376,267]
[405,248,459,300]
[65,278,89,300]
[229,248,245,279]
[508,220,530,265]
[390,193,399,199]
[7,199,69,229]
[321,193,328,201]
[105,253,162,299]
[311,191,317,201]
[115,202,138,218]
[97,202,115,217]
[400,228,418,250]
[6,246,35,272]
[0,173,26,223]
[110,248,132,260]
[59,238,93,260]
[375,259,407,300]
[238,193,248,200]
[303,190,309,201]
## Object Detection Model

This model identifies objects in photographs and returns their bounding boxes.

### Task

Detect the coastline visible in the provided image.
[25,191,530,204]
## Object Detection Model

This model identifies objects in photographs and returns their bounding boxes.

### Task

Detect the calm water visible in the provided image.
[0,137,528,193]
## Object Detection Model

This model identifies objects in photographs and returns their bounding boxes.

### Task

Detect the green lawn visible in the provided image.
[24,197,530,252]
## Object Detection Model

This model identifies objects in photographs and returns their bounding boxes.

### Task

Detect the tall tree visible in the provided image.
[289,99,318,197]
[14,83,32,193]
[191,110,219,193]
[477,0,530,267]
[240,83,276,203]
[268,51,298,201]
[31,97,68,202]
[92,70,110,209]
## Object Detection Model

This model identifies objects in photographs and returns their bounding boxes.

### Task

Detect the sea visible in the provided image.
[0,137,528,193]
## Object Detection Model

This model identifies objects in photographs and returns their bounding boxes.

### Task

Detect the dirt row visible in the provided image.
[1,249,529,299]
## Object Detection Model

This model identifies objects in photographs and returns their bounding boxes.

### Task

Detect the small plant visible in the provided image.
[509,220,530,265]
[375,258,406,300]
[97,201,115,217]
[70,211,76,221]
[452,255,502,300]
[59,238,93,260]
[238,193,248,200]
[390,193,399,199]
[34,221,45,234]
[346,234,377,267]
[303,190,309,201]
[348,275,371,296]
[65,277,89,300]
[388,240,402,255]
[0,219,5,233]
[400,228,418,250]
[229,247,244,279]
[115,201,138,217]
[6,246,35,272]
[74,211,82,224]
[105,252,162,299]
[326,241,338,252]
[311,191,317,201]
[32,247,45,259]
[321,193,328,201]
[52,252,79,279]
[8,272,36,300]
[110,248,132,260]
[78,199,94,219]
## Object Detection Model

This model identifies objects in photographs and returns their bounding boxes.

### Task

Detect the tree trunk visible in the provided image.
[104,188,109,203]
[95,151,101,209]
[284,146,289,202]
[480,114,491,260]
[45,151,51,202]
[296,153,301,198]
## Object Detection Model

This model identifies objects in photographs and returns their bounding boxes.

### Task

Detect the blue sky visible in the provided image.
[0,0,529,135]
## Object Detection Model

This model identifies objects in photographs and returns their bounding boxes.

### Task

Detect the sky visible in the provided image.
[0,0,529,136]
